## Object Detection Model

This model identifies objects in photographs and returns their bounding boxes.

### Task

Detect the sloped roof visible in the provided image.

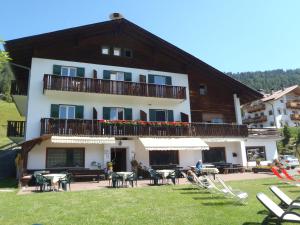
[5,18,262,103]
[262,85,299,102]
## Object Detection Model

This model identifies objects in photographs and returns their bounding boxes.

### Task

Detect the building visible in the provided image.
[243,85,300,128]
[5,14,279,173]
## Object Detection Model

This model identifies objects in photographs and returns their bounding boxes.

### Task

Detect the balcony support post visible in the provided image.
[233,94,242,125]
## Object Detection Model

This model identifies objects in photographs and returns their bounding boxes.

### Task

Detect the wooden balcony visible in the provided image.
[290,114,300,121]
[7,121,26,137]
[286,101,300,109]
[246,104,265,113]
[43,74,186,100]
[11,80,27,96]
[243,115,268,124]
[40,118,248,137]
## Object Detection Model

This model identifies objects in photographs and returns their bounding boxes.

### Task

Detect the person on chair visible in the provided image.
[195,160,203,175]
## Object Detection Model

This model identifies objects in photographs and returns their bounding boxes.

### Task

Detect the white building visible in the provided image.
[243,85,300,128]
[6,15,279,174]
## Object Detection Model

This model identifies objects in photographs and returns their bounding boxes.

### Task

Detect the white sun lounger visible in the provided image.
[270,185,300,208]
[257,192,300,224]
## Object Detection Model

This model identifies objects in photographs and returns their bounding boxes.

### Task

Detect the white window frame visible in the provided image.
[101,46,110,55]
[110,107,124,120]
[199,84,207,96]
[113,47,121,56]
[110,71,124,81]
[61,66,77,77]
[59,105,75,119]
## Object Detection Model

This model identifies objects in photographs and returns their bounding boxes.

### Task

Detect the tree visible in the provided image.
[282,125,291,146]
[0,63,13,102]
[0,40,10,64]
[295,129,300,158]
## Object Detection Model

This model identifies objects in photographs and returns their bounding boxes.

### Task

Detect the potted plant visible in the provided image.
[107,161,113,171]
[131,159,139,172]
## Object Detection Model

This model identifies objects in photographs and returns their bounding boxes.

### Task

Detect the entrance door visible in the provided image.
[202,147,226,163]
[111,148,127,172]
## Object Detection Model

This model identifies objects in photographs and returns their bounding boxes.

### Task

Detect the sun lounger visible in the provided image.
[281,169,300,182]
[270,186,300,208]
[271,167,300,186]
[257,192,300,224]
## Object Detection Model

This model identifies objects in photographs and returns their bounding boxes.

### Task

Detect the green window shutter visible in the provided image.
[167,110,174,122]
[103,107,111,120]
[148,74,155,83]
[149,109,156,121]
[77,67,85,77]
[53,65,62,75]
[124,108,132,120]
[75,105,84,119]
[50,104,59,118]
[166,76,172,85]
[124,72,132,81]
[103,70,111,80]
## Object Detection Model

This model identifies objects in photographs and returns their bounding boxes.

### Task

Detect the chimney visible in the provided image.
[109,13,124,20]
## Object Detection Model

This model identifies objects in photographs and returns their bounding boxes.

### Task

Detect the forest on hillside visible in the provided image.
[227,69,300,93]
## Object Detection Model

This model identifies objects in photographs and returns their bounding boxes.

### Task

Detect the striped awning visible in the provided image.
[139,138,209,151]
[51,136,116,144]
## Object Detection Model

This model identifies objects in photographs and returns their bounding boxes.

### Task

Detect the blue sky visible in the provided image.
[1,0,300,73]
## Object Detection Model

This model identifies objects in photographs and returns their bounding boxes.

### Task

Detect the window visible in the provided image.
[61,67,77,77]
[260,124,263,128]
[149,109,174,122]
[260,112,264,116]
[269,110,273,116]
[280,99,284,103]
[202,147,226,163]
[101,46,110,55]
[154,75,166,85]
[46,148,84,168]
[283,109,287,115]
[211,118,223,123]
[149,150,179,166]
[255,113,258,117]
[199,84,207,96]
[246,146,266,161]
[110,108,124,120]
[270,122,274,126]
[110,71,124,81]
[113,47,121,56]
[59,105,75,119]
[124,49,132,58]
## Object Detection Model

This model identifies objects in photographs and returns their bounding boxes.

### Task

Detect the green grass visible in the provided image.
[0,178,299,225]
[0,100,24,148]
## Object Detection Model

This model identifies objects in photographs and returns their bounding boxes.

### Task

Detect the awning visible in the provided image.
[51,136,116,144]
[139,138,209,151]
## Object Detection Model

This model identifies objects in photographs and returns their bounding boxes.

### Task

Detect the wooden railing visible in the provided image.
[11,80,27,95]
[43,74,186,99]
[248,128,280,137]
[40,118,248,137]
[7,121,26,137]
[247,104,265,113]
[287,101,300,109]
[243,115,268,124]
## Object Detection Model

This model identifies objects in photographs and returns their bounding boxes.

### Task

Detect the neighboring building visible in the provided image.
[243,85,300,128]
[5,14,279,172]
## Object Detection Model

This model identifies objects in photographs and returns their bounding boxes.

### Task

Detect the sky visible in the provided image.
[1,0,300,73]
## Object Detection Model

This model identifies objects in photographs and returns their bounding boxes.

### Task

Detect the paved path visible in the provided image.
[17,172,275,195]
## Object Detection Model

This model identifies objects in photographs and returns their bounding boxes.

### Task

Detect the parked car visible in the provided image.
[279,155,300,169]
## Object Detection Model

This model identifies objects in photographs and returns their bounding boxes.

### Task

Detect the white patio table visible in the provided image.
[156,169,175,184]
[115,172,134,187]
[43,173,66,186]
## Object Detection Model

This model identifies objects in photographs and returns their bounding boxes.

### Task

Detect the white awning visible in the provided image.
[51,136,115,144]
[139,138,209,151]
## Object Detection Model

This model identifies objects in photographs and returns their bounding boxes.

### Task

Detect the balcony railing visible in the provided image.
[43,74,186,100]
[243,115,268,124]
[11,80,27,95]
[40,118,248,137]
[7,121,26,137]
[286,101,300,109]
[246,104,266,113]
[291,114,300,121]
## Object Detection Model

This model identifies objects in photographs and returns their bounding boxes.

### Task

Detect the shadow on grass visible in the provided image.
[257,210,269,215]
[262,182,289,186]
[193,195,226,200]
[200,201,237,206]
[0,178,17,188]
[173,187,198,191]
[242,223,261,225]
[180,191,202,195]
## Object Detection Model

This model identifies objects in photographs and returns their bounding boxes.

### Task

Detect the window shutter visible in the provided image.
[75,105,84,119]
[77,67,85,77]
[149,109,156,121]
[124,108,133,120]
[139,75,146,83]
[103,107,111,120]
[180,112,189,122]
[50,104,59,118]
[148,74,155,83]
[53,65,62,75]
[166,76,172,85]
[103,70,111,80]
[124,72,132,82]
[140,110,147,121]
[167,110,174,122]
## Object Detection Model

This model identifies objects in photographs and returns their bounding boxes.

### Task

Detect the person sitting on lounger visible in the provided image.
[195,160,203,174]
[187,170,195,182]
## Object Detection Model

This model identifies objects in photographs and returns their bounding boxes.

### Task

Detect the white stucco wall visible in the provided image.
[27,140,104,170]
[26,57,191,140]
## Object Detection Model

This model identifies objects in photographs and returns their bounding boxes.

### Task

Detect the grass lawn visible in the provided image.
[0,178,299,225]
[0,100,24,148]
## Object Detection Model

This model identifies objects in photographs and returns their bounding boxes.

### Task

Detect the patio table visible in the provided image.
[43,173,66,186]
[115,172,134,187]
[156,169,175,184]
